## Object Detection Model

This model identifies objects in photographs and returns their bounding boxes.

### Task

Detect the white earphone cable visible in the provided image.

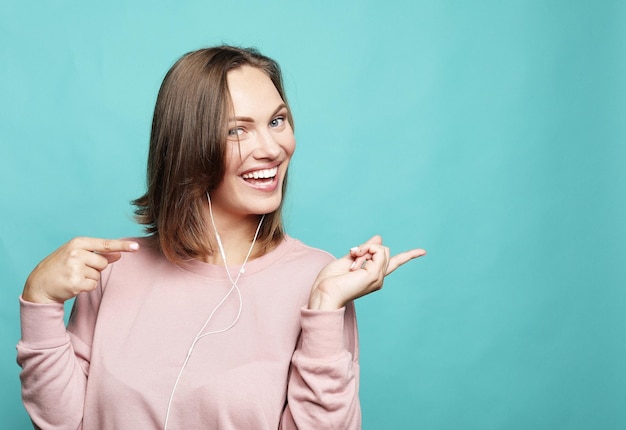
[163,193,265,429]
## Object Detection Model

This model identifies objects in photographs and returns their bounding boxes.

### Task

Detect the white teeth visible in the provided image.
[242,167,277,179]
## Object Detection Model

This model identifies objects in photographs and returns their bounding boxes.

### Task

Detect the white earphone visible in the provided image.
[163,192,265,429]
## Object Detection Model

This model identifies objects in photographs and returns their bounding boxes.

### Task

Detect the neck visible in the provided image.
[201,204,264,266]
[207,226,262,266]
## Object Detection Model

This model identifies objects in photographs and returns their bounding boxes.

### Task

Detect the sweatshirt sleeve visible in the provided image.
[16,274,106,430]
[281,302,361,429]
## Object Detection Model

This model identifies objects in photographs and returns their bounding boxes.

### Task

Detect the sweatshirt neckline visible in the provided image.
[176,235,296,279]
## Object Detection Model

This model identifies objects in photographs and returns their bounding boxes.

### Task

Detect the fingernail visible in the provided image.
[130,243,140,251]
[350,247,359,252]
[350,260,356,269]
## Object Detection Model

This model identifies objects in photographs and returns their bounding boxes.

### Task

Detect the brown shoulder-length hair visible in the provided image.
[132,46,294,265]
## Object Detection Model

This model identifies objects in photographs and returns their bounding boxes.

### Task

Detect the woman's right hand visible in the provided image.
[22,237,140,304]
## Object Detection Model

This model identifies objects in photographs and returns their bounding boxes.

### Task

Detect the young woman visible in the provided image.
[17,46,425,429]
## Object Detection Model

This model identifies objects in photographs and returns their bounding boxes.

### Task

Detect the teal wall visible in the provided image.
[2,1,625,428]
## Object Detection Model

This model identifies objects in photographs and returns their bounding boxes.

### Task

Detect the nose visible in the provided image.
[253,129,282,160]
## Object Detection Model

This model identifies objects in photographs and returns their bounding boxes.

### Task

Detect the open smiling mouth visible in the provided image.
[241,166,278,185]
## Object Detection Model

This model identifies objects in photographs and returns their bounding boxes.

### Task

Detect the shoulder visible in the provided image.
[117,236,163,266]
[247,236,334,304]
[243,235,334,283]
[278,236,335,267]
[101,236,170,286]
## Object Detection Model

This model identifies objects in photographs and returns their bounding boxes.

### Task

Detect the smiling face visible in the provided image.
[208,66,296,223]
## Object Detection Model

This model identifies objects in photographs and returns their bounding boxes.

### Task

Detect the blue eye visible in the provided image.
[228,127,244,136]
[270,117,285,128]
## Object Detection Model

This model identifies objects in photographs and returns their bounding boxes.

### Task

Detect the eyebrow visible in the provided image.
[228,103,288,123]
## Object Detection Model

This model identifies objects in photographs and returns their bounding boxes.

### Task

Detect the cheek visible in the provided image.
[286,140,296,158]
[224,144,243,172]
[282,133,296,158]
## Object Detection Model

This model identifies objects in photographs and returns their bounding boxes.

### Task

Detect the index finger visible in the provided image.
[71,237,140,253]
[385,248,426,276]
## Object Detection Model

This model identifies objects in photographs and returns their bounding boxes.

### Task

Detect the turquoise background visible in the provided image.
[1,1,625,428]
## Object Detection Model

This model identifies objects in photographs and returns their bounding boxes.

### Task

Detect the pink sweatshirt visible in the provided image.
[17,236,361,429]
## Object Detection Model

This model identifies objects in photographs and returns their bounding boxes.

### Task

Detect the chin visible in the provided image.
[251,194,283,215]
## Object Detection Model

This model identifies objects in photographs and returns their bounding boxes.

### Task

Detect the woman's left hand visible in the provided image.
[308,236,426,310]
